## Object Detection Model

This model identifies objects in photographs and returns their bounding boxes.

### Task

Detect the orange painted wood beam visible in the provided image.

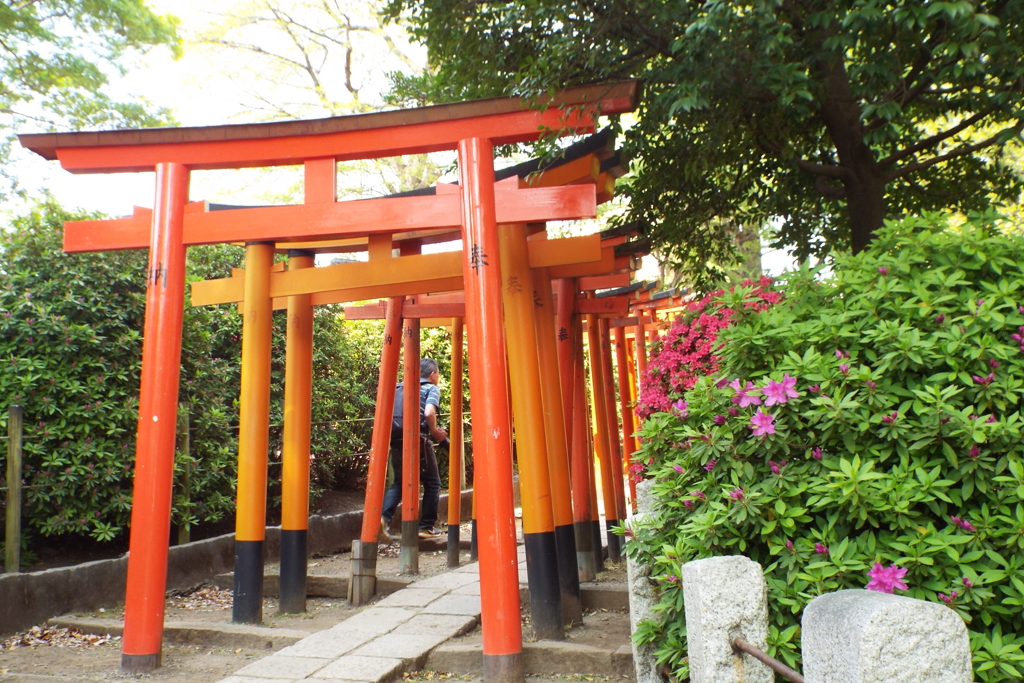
[578,273,630,290]
[53,108,596,173]
[192,233,602,307]
[519,154,600,189]
[63,185,596,253]
[576,296,630,315]
[344,302,466,320]
[23,82,638,174]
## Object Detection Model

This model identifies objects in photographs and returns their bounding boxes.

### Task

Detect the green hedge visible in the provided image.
[631,211,1024,681]
[0,200,399,552]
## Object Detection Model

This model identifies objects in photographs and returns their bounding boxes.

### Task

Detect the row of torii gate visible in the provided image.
[20,81,685,682]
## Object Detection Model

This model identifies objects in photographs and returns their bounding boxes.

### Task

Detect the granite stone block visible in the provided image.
[681,555,773,683]
[802,589,972,682]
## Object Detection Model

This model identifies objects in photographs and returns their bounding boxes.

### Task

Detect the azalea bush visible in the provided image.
[629,211,1024,681]
[638,277,779,418]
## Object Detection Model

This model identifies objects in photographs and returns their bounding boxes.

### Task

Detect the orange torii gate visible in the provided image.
[19,81,639,681]
[185,132,631,627]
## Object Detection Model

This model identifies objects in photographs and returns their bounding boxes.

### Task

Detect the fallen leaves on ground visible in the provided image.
[1,626,120,650]
[378,543,401,558]
[402,670,475,681]
[166,585,233,611]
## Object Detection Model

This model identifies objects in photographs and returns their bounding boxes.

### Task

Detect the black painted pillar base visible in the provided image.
[121,653,161,673]
[523,531,564,641]
[348,539,378,606]
[400,520,419,574]
[470,519,478,561]
[554,524,583,625]
[605,519,622,563]
[573,521,596,582]
[590,520,604,572]
[447,525,460,568]
[233,539,264,624]
[483,652,524,683]
[279,529,307,614]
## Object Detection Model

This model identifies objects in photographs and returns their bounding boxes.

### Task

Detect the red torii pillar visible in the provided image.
[121,163,190,672]
[458,137,522,681]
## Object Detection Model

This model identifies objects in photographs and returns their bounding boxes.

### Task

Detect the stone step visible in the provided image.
[519,583,630,612]
[47,616,306,650]
[426,640,634,677]
[211,573,413,598]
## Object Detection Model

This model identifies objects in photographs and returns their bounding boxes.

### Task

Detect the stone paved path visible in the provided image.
[218,555,500,683]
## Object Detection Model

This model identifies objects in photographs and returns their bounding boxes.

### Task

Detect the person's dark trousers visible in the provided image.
[382,435,441,530]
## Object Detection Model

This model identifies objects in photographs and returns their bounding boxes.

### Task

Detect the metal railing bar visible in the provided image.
[733,638,804,683]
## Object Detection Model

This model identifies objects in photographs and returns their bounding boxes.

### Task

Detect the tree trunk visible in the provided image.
[817,57,888,254]
[843,171,886,254]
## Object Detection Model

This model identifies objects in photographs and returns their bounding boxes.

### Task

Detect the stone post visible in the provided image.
[627,480,659,683]
[681,555,773,683]
[802,589,972,682]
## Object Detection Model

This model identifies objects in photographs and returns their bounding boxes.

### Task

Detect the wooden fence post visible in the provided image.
[177,403,191,546]
[6,404,23,573]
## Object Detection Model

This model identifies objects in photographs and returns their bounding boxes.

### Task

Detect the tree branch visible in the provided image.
[878,105,998,168]
[795,158,851,179]
[883,120,1024,182]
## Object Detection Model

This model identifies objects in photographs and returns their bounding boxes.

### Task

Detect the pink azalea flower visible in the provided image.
[839,363,850,374]
[986,415,997,423]
[690,490,706,500]
[866,562,908,594]
[750,409,776,436]
[835,350,843,359]
[672,399,689,417]
[938,591,958,604]
[814,543,829,555]
[729,379,762,407]
[881,411,898,424]
[812,447,823,460]
[713,414,727,425]
[809,384,821,393]
[935,313,945,324]
[763,374,800,406]
[785,539,794,551]
[703,459,717,472]
[729,487,745,501]
[989,359,1000,369]
[673,464,684,473]
[969,445,980,458]
[769,460,786,474]
[963,577,974,589]
[715,377,730,388]
[878,266,888,275]
[683,500,693,509]
[950,516,976,533]
[727,408,739,417]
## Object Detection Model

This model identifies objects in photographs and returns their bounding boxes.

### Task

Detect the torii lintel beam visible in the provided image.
[191,233,604,307]
[63,184,595,253]
[19,81,639,173]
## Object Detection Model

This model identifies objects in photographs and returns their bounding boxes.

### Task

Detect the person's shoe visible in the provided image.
[418,527,442,539]
[378,517,393,545]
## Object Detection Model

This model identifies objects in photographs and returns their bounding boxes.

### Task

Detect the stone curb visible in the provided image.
[425,640,635,676]
[47,616,308,650]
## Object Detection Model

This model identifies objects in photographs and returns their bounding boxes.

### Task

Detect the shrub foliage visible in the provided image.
[631,212,1024,681]
[0,201,395,550]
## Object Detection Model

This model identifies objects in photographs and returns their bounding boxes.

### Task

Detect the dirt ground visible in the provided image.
[2,511,632,683]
